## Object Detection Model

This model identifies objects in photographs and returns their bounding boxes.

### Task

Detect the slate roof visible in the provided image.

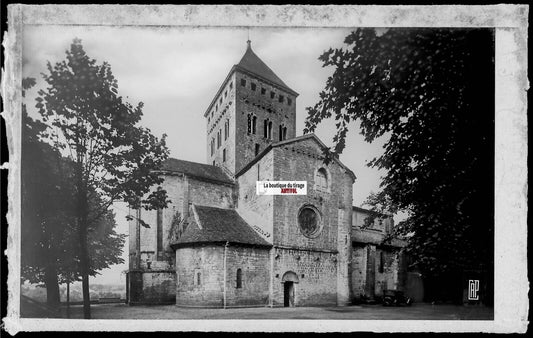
[236,42,297,95]
[160,158,233,184]
[171,205,271,248]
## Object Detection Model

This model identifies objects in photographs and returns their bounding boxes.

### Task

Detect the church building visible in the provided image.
[126,41,410,307]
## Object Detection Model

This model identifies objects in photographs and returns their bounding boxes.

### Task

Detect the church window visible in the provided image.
[224,119,229,140]
[279,95,284,103]
[316,168,328,190]
[195,271,202,286]
[223,149,226,162]
[287,98,292,106]
[270,91,275,99]
[268,121,272,140]
[279,124,287,141]
[255,143,260,156]
[251,83,256,91]
[252,115,257,134]
[263,119,268,138]
[241,79,246,87]
[261,87,266,95]
[236,269,242,288]
[298,205,322,238]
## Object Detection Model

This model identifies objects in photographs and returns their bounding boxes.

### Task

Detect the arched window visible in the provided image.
[316,168,328,190]
[279,124,287,141]
[195,271,202,286]
[248,114,257,134]
[224,120,229,140]
[264,119,273,139]
[236,268,242,288]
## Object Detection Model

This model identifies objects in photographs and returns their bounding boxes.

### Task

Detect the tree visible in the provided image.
[304,29,494,302]
[21,77,76,313]
[22,78,128,316]
[35,38,170,318]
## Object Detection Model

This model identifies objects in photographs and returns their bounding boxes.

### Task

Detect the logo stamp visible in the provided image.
[256,181,307,195]
[468,279,480,300]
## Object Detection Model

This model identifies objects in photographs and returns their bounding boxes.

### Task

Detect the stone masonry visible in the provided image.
[127,40,406,307]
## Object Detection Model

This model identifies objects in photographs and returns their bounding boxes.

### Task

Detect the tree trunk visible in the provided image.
[44,264,60,316]
[77,168,91,319]
[79,219,91,319]
[66,281,70,318]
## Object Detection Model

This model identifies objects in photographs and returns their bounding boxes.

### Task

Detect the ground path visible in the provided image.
[59,303,493,320]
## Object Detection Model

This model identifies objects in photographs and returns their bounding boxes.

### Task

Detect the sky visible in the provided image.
[22,25,390,285]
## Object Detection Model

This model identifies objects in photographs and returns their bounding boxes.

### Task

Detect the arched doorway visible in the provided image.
[282,271,299,307]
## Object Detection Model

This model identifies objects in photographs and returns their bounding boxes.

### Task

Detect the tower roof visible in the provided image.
[235,41,296,95]
[203,40,298,117]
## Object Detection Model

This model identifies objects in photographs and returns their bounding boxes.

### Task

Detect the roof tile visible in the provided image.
[160,158,233,184]
[172,205,271,247]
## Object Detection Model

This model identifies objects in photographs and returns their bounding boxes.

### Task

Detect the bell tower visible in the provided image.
[204,40,299,176]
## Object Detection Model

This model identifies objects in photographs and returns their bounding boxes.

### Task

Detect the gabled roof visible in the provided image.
[235,41,297,96]
[159,158,233,184]
[235,133,357,181]
[171,205,271,248]
[204,41,298,117]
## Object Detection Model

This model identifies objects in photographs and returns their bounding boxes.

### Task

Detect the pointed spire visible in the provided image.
[236,36,298,96]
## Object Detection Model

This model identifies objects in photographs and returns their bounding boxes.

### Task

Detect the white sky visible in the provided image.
[22,25,389,285]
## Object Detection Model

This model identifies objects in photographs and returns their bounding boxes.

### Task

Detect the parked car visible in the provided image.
[382,290,412,306]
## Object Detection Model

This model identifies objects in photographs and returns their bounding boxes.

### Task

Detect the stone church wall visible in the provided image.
[271,139,352,252]
[176,246,225,307]
[234,71,297,174]
[350,244,404,301]
[127,270,176,305]
[237,151,274,242]
[224,245,271,307]
[206,73,237,173]
[175,244,270,307]
[188,178,234,209]
[272,248,338,307]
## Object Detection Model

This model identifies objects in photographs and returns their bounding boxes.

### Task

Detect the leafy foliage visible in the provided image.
[21,77,126,300]
[34,38,170,317]
[36,38,170,217]
[305,29,494,279]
